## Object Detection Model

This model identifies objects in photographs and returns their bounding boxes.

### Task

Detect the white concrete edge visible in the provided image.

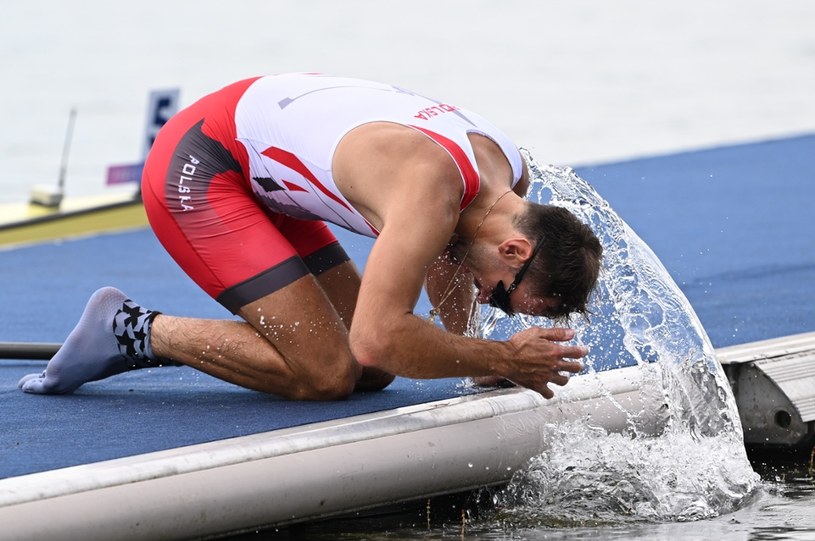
[717,331,815,364]
[0,365,652,509]
[0,365,662,541]
[0,388,655,541]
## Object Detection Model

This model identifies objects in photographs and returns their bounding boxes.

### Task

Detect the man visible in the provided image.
[19,74,602,400]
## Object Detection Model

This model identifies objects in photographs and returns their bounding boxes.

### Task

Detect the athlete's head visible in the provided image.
[494,203,602,318]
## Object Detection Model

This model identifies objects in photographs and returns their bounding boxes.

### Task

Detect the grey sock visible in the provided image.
[18,287,171,395]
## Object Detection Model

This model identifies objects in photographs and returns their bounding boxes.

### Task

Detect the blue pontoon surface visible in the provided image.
[0,135,812,539]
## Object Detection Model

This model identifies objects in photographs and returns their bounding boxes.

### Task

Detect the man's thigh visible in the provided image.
[311,260,361,328]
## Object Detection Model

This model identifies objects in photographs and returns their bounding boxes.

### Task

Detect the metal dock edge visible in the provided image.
[0,366,663,541]
[719,331,815,447]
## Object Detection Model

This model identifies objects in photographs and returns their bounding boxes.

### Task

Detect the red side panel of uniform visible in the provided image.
[141,77,341,313]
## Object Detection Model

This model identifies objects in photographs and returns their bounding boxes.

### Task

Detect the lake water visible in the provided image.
[1,1,813,205]
[245,452,815,540]
[2,1,814,539]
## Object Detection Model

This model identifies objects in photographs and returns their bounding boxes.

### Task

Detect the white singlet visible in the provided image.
[234,73,524,237]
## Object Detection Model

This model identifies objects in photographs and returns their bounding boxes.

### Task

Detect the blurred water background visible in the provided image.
[1,1,813,204]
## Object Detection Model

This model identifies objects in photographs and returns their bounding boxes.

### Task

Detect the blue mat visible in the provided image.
[1,134,812,479]
[0,363,470,478]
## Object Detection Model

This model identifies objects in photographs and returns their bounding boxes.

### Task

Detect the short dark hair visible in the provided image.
[514,203,602,318]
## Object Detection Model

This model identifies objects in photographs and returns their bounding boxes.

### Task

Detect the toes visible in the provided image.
[19,374,50,394]
[17,371,46,390]
[18,371,71,394]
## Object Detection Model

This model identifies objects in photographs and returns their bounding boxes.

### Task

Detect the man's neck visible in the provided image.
[457,189,524,241]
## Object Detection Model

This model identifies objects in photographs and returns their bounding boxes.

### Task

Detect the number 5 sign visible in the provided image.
[142,89,180,159]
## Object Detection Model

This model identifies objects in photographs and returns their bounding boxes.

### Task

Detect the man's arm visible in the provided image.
[347,164,584,399]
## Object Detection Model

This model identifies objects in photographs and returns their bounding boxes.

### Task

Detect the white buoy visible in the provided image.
[30,107,76,208]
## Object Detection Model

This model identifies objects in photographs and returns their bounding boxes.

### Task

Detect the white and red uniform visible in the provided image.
[141,74,523,312]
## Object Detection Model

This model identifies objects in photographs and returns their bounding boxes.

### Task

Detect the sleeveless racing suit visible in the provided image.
[141,73,523,313]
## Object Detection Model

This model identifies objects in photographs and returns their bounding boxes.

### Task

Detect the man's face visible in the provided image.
[505,285,565,318]
[446,238,563,318]
[445,240,501,303]
[468,266,562,318]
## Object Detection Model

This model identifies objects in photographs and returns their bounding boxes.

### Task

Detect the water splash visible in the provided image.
[494,423,759,527]
[480,153,759,524]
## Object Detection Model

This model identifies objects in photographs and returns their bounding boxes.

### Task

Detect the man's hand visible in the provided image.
[502,327,587,399]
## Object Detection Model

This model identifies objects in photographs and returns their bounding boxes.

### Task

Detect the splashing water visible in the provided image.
[478,153,760,525]
[494,424,759,527]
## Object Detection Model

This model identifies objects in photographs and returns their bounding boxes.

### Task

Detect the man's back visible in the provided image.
[231,73,524,236]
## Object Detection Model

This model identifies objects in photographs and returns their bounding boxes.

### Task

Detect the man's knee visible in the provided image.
[293,362,395,399]
[304,371,357,401]
[355,367,395,392]
[291,351,360,401]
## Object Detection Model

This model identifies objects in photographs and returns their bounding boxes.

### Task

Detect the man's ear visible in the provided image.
[497,237,533,264]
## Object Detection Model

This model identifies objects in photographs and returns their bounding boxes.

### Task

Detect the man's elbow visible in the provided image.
[348,324,395,370]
